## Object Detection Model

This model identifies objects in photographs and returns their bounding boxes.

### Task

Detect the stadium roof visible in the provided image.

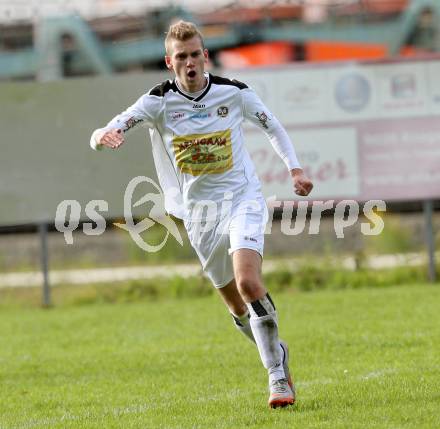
[1,0,358,24]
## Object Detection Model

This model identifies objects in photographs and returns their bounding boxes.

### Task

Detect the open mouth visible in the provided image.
[187,70,196,78]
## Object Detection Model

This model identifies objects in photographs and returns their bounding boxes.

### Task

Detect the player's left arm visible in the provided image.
[241,88,313,197]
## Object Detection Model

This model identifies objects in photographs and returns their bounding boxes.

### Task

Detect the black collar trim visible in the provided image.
[173,74,212,102]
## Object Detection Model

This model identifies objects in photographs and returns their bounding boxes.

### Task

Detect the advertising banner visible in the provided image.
[2,57,440,226]
[231,56,440,202]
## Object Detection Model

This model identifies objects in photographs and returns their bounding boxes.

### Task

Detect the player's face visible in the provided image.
[165,36,208,93]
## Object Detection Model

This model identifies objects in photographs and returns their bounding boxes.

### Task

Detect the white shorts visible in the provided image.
[184,192,268,288]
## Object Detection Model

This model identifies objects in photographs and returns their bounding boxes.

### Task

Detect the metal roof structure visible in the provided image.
[1,0,439,81]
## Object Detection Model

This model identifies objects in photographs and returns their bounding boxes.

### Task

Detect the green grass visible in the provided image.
[2,261,436,309]
[1,284,439,428]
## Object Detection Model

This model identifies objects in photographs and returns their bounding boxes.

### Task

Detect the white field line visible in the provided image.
[0,252,434,289]
[297,368,398,388]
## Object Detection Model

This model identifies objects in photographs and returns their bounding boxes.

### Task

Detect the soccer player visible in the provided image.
[90,21,313,408]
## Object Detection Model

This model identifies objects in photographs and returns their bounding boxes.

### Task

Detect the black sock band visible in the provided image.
[249,293,276,318]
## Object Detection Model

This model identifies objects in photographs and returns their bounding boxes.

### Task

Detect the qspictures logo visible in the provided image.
[55,176,387,252]
[55,176,182,252]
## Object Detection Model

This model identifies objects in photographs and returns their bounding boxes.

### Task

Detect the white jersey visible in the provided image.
[91,73,301,219]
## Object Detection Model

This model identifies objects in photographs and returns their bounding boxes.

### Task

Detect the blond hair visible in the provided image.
[165,20,205,55]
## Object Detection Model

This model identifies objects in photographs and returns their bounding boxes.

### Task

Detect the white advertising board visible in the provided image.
[230,56,440,201]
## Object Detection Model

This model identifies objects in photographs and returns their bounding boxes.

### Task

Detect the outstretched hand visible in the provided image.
[291,168,313,197]
[98,129,125,149]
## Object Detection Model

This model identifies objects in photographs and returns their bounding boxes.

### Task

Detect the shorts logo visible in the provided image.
[244,236,258,243]
[217,106,229,117]
[192,103,205,109]
[255,111,269,129]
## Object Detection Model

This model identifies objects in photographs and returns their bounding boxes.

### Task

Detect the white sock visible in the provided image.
[246,294,284,383]
[231,311,286,361]
[231,309,255,344]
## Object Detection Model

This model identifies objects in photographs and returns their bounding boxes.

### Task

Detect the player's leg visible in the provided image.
[217,278,255,343]
[186,202,293,407]
[188,227,254,344]
[232,249,281,377]
[228,191,295,407]
[217,278,293,391]
[232,248,294,407]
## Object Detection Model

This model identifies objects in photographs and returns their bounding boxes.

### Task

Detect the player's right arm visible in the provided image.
[90,91,161,151]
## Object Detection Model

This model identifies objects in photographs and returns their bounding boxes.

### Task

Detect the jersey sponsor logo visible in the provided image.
[192,103,205,109]
[172,129,233,176]
[255,111,269,129]
[217,106,229,118]
[123,116,143,130]
[190,112,212,119]
[169,111,185,121]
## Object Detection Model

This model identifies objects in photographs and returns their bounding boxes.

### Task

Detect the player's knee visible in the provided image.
[236,276,264,298]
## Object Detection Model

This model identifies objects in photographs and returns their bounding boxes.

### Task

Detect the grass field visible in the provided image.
[1,284,439,428]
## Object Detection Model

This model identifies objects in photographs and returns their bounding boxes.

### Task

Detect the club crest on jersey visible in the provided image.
[255,111,269,129]
[217,106,229,118]
[192,103,205,109]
